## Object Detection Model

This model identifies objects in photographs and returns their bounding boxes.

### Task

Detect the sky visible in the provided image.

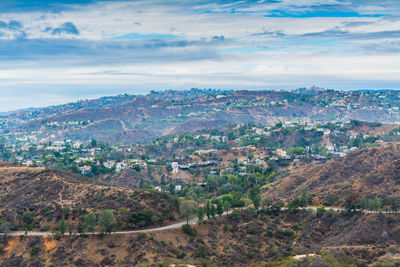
[0,0,399,111]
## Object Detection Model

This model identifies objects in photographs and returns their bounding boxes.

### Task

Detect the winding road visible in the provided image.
[1,207,397,237]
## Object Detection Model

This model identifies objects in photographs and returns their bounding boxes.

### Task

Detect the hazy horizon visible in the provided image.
[2,86,399,113]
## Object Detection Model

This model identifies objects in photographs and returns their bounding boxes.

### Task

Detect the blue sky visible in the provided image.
[0,0,399,111]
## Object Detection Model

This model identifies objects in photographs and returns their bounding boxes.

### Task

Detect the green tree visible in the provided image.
[392,200,398,213]
[206,201,211,219]
[197,207,204,224]
[220,194,234,206]
[210,204,216,219]
[344,192,361,212]
[360,197,369,210]
[223,201,231,213]
[59,218,67,235]
[240,198,253,208]
[22,211,34,225]
[90,139,97,148]
[300,190,308,208]
[179,200,198,224]
[216,201,224,216]
[287,198,302,213]
[98,210,117,233]
[249,185,261,210]
[369,197,381,212]
[83,212,97,234]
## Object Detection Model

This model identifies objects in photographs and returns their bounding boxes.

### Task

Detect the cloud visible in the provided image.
[252,30,286,37]
[341,21,375,27]
[212,35,225,41]
[0,0,398,112]
[0,20,23,30]
[0,37,225,66]
[361,41,400,54]
[265,10,384,18]
[0,20,26,39]
[111,33,178,40]
[49,22,79,35]
[0,0,95,13]
[299,28,400,40]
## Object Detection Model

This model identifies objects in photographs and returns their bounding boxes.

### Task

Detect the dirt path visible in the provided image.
[2,207,397,237]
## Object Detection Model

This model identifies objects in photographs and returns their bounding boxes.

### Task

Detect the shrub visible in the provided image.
[192,245,210,258]
[275,230,294,239]
[22,212,34,225]
[387,217,395,224]
[266,230,273,237]
[323,195,339,206]
[182,224,197,237]
[129,210,158,227]
[247,227,256,234]
[30,245,39,256]
[316,207,326,217]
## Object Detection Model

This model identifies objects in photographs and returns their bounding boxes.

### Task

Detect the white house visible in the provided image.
[172,162,179,173]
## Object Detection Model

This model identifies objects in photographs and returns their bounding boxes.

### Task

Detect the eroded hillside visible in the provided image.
[0,164,179,232]
[263,143,400,205]
[1,209,399,266]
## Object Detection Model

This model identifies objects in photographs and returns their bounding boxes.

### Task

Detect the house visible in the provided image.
[333,152,346,158]
[254,158,262,165]
[171,162,179,173]
[103,160,116,168]
[275,149,287,157]
[23,159,33,166]
[175,185,182,191]
[179,164,190,170]
[79,166,92,175]
[326,145,335,152]
[154,186,162,192]
[116,162,127,172]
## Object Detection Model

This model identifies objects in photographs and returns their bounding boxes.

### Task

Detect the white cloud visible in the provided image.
[0,0,398,111]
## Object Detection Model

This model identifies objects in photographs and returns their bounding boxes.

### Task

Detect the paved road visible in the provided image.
[1,207,397,237]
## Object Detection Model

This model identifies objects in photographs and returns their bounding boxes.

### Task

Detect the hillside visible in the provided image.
[1,88,400,144]
[1,209,399,266]
[263,143,400,205]
[0,164,179,232]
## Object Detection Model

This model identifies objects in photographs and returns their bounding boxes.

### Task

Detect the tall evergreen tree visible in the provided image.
[206,201,211,219]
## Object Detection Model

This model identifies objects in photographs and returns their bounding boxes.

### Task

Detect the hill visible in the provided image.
[263,143,400,206]
[1,209,399,266]
[0,164,179,232]
[2,88,400,144]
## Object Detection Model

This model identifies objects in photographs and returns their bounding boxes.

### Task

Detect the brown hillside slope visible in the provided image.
[0,165,179,232]
[1,211,400,266]
[263,143,400,205]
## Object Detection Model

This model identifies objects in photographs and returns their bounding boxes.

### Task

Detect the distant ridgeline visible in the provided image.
[0,87,399,144]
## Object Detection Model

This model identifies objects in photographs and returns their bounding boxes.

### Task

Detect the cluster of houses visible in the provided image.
[171,160,218,173]
[78,158,152,175]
